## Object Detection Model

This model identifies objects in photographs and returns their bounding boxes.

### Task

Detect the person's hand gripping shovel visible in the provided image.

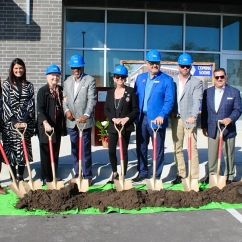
[69,122,89,192]
[182,124,199,192]
[146,120,163,192]
[209,120,227,189]
[113,124,132,192]
[45,128,64,190]
[15,124,42,192]
[0,140,26,197]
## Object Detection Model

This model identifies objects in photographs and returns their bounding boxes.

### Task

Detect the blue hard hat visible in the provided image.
[112,65,128,76]
[146,50,161,62]
[46,64,61,75]
[178,53,193,65]
[69,54,85,68]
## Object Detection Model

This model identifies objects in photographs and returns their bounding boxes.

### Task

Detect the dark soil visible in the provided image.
[15,182,242,213]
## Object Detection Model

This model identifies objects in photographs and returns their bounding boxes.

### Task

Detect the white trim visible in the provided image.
[227,209,242,223]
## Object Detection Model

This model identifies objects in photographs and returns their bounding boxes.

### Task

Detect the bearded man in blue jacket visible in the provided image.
[132,50,174,182]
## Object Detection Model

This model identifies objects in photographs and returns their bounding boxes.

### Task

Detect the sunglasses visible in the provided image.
[114,75,126,79]
[214,75,225,80]
[179,65,191,69]
[148,61,160,66]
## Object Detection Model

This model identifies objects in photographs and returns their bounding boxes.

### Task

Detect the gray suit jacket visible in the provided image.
[172,75,203,127]
[63,74,97,129]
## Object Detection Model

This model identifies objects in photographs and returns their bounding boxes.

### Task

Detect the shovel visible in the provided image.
[45,128,64,190]
[145,120,163,191]
[209,120,226,189]
[113,124,133,192]
[0,141,26,197]
[69,122,89,192]
[15,125,42,192]
[182,125,199,192]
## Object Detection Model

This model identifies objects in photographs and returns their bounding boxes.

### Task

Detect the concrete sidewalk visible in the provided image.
[1,128,242,186]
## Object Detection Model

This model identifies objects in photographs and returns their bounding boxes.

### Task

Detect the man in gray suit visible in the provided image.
[170,53,203,184]
[63,54,97,185]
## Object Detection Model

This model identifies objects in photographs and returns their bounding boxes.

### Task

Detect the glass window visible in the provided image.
[147,12,183,50]
[189,53,219,68]
[106,51,144,86]
[223,16,242,51]
[186,14,220,51]
[160,52,181,62]
[65,50,104,86]
[107,11,144,49]
[65,9,105,48]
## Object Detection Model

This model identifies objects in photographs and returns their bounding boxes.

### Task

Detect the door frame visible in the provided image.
[221,53,242,130]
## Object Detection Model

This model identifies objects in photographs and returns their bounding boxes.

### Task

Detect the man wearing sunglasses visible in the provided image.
[63,54,97,186]
[201,68,242,185]
[170,53,203,185]
[132,49,174,182]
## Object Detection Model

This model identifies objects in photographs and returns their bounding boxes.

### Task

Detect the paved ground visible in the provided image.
[0,128,242,242]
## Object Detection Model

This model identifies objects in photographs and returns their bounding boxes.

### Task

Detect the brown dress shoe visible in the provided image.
[0,186,6,194]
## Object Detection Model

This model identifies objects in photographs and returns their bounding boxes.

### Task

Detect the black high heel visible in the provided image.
[106,172,119,184]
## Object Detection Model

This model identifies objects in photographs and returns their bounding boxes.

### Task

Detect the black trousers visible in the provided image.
[40,132,61,182]
[108,131,131,176]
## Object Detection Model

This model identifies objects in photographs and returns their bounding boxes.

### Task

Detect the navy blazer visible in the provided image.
[201,84,242,139]
[104,86,139,134]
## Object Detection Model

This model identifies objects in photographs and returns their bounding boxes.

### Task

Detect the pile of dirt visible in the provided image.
[15,182,242,213]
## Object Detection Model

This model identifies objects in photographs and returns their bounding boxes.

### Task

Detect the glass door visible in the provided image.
[221,54,242,130]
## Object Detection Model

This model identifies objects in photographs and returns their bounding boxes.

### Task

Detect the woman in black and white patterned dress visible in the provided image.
[2,58,35,181]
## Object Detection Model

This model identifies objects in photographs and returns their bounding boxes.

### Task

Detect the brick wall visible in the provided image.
[0,0,63,95]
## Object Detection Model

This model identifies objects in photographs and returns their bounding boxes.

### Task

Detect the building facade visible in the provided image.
[1,0,242,99]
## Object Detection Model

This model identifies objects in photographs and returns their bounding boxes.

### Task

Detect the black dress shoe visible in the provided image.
[132,175,147,183]
[171,175,182,184]
[226,180,232,185]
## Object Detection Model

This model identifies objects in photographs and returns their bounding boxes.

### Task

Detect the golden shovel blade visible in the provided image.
[22,179,43,193]
[114,177,133,192]
[146,178,163,191]
[182,177,199,192]
[70,177,89,193]
[209,174,226,189]
[46,180,65,190]
[8,181,27,198]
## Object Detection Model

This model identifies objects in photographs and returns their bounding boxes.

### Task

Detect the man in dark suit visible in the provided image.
[132,49,174,182]
[63,54,96,186]
[201,68,242,184]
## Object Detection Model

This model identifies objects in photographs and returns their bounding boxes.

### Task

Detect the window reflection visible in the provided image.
[65,50,104,86]
[107,11,144,49]
[186,14,220,51]
[106,51,143,86]
[147,12,183,50]
[65,9,105,48]
[223,16,242,51]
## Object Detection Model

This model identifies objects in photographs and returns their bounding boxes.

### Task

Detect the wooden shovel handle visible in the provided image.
[114,124,124,163]
[217,120,227,135]
[76,121,86,133]
[15,124,27,139]
[45,128,55,164]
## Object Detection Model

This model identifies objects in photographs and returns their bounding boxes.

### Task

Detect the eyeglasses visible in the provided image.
[114,75,126,79]
[179,65,191,69]
[214,75,225,80]
[148,61,160,66]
